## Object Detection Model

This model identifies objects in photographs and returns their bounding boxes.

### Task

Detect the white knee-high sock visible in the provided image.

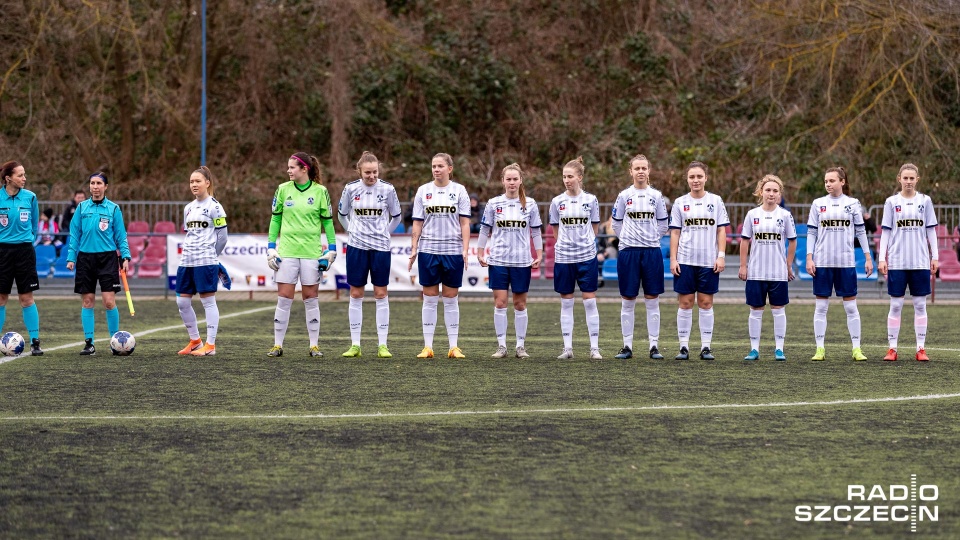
[584,298,600,349]
[560,298,575,349]
[843,299,861,348]
[274,297,293,347]
[177,296,200,341]
[494,307,508,347]
[376,297,390,346]
[348,297,363,346]
[422,295,439,349]
[887,297,904,349]
[913,296,927,349]
[748,309,763,351]
[814,298,829,348]
[772,307,786,350]
[699,307,714,349]
[514,309,528,348]
[645,297,660,347]
[442,296,460,348]
[620,298,636,348]
[200,296,219,344]
[677,308,693,348]
[304,298,321,347]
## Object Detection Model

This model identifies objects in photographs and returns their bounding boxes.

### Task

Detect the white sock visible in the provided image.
[442,296,460,348]
[200,296,219,345]
[814,298,829,348]
[514,309,528,348]
[177,295,200,341]
[772,307,786,350]
[560,298,575,349]
[843,299,860,348]
[376,297,389,347]
[349,297,363,346]
[677,308,693,348]
[887,297,904,349]
[422,295,439,349]
[748,309,763,351]
[913,296,927,349]
[644,297,660,348]
[620,298,636,349]
[699,307,714,349]
[273,297,293,346]
[304,297,321,347]
[584,298,600,349]
[494,307,508,347]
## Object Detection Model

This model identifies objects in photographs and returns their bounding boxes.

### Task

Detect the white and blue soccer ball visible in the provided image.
[0,332,25,357]
[110,331,136,356]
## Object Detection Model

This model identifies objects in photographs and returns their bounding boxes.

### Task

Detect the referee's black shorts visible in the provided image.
[0,243,40,295]
[75,251,121,295]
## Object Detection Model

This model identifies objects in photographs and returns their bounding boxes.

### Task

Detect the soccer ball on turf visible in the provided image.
[110,331,136,356]
[0,332,25,357]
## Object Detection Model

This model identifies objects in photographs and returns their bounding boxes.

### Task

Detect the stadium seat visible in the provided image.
[34,244,57,278]
[660,235,671,258]
[128,235,148,251]
[52,252,75,278]
[153,221,177,234]
[128,241,144,262]
[938,258,960,282]
[128,220,150,235]
[940,248,959,265]
[136,243,167,278]
[392,222,405,233]
[794,223,808,237]
[601,258,618,281]
[855,250,877,281]
[663,258,674,280]
[542,252,555,279]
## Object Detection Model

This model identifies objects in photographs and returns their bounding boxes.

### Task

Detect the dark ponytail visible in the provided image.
[291,151,322,184]
[1,161,22,186]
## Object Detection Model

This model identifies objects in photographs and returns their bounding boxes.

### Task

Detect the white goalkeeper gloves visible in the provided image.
[266,244,281,271]
[319,245,337,271]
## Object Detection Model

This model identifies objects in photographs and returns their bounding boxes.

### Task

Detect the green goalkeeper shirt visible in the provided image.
[268,181,337,259]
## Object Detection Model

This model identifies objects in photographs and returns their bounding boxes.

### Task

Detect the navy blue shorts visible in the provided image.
[673,264,720,295]
[745,280,789,307]
[488,265,532,294]
[346,246,391,287]
[887,269,931,297]
[812,267,857,297]
[418,253,464,288]
[176,265,219,295]
[554,259,599,295]
[617,247,664,298]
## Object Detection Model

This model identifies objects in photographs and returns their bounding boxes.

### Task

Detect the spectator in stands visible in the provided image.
[469,193,484,234]
[37,208,64,254]
[596,217,619,261]
[60,190,86,233]
[855,209,877,257]
[0,160,44,355]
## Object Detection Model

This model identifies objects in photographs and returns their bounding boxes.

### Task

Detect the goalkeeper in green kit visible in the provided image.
[265,152,338,357]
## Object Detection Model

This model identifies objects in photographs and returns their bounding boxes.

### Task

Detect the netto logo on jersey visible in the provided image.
[795,474,938,533]
[354,208,383,217]
[896,219,924,228]
[496,220,527,228]
[821,219,852,227]
[754,232,781,241]
[561,217,588,226]
[684,218,715,226]
[627,211,655,220]
[425,205,456,214]
[185,220,209,229]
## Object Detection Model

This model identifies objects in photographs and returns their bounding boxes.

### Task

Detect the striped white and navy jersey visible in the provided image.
[549,191,600,264]
[481,195,542,267]
[742,206,796,281]
[181,196,227,267]
[611,186,669,248]
[338,179,402,252]
[412,181,471,255]
[669,192,730,268]
[881,193,937,270]
[807,195,865,268]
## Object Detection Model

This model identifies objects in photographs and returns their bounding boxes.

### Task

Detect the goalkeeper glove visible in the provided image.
[266,243,281,271]
[319,244,337,271]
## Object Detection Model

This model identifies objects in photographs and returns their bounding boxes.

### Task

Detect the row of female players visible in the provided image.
[0,153,938,361]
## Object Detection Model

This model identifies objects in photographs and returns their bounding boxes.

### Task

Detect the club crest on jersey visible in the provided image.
[377,194,385,203]
[0,213,7,227]
[582,203,590,212]
[449,193,456,201]
[306,197,314,205]
[649,197,656,206]
[918,204,924,213]
[683,205,690,212]
[707,204,715,213]
[844,205,852,213]
[895,205,902,213]
[777,219,784,227]
[468,276,478,286]
[99,217,110,231]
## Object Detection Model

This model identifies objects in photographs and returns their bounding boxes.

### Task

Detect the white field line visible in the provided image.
[0,305,275,365]
[2,392,959,422]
